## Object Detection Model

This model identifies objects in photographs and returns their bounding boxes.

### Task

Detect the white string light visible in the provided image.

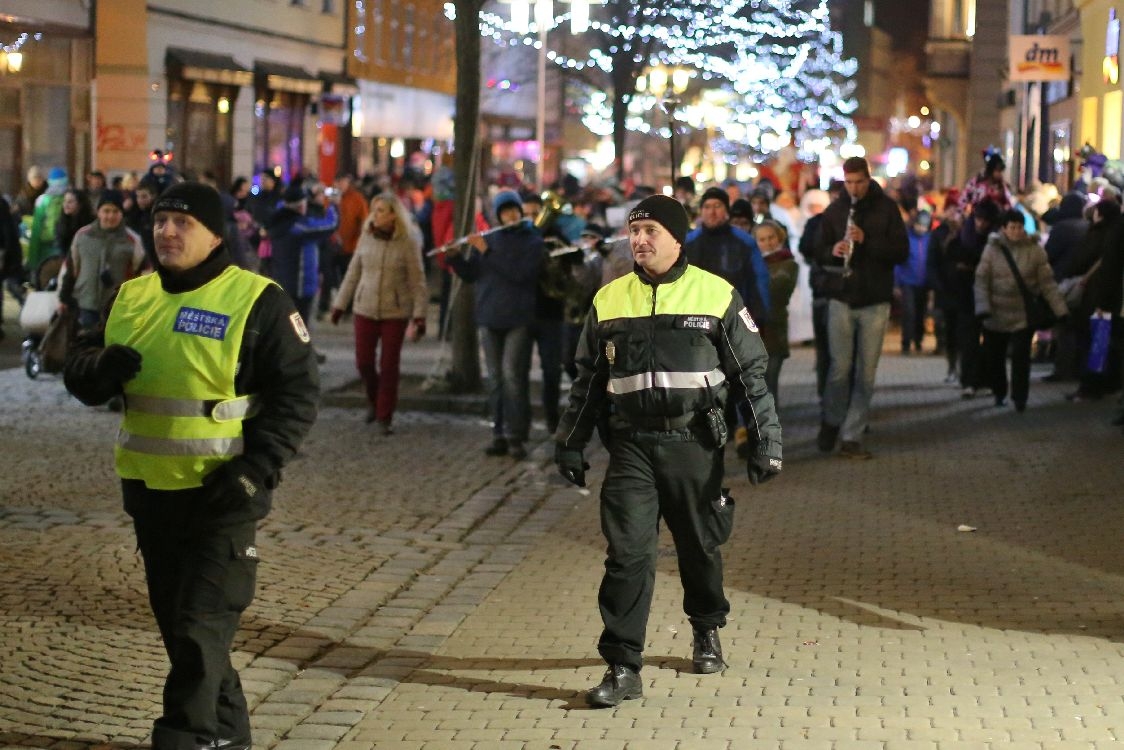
[353,1,368,61]
[538,0,859,161]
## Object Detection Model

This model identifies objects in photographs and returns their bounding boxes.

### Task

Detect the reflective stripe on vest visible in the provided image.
[117,431,244,457]
[607,367,726,395]
[124,394,260,422]
[104,266,274,490]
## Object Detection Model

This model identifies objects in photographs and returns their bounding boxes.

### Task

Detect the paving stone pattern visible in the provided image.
[2,317,1123,749]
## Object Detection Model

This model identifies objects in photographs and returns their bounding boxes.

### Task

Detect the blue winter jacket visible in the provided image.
[266,205,339,301]
[448,222,543,329]
[895,228,929,288]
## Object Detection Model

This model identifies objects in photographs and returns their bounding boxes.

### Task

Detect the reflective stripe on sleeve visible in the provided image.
[607,367,726,395]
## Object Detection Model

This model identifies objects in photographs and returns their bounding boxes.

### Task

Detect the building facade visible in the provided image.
[923,0,1009,192]
[0,1,93,195]
[1077,0,1124,169]
[0,0,458,198]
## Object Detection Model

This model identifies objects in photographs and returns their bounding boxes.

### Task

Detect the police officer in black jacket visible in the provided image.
[555,195,782,708]
[64,182,319,750]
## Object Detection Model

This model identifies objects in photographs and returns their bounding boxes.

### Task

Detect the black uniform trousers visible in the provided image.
[127,483,259,750]
[597,428,731,672]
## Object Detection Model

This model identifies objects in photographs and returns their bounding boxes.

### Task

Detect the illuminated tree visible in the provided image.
[479,0,857,178]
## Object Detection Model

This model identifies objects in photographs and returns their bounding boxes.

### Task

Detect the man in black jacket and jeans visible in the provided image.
[815,157,909,459]
[64,182,319,750]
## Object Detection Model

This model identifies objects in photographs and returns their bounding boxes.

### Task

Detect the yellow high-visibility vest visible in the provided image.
[104,266,274,490]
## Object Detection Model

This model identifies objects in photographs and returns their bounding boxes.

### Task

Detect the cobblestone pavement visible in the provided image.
[2,311,1124,749]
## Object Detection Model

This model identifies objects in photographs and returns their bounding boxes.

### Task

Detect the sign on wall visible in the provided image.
[1009,35,1071,82]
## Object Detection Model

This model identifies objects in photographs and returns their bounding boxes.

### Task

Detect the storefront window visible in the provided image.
[255,90,309,182]
[25,85,70,175]
[0,35,89,195]
[167,78,237,185]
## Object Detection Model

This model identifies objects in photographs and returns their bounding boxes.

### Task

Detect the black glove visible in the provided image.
[555,444,589,487]
[202,460,266,515]
[975,312,990,323]
[747,452,782,486]
[94,344,142,385]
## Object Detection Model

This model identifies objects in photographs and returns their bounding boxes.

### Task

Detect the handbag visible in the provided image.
[18,289,59,335]
[997,244,1057,330]
[1057,259,1102,312]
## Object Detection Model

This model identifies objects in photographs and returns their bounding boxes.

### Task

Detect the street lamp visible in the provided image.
[505,0,593,189]
[638,65,691,188]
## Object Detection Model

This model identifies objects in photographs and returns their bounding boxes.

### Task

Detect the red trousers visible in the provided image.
[353,315,408,422]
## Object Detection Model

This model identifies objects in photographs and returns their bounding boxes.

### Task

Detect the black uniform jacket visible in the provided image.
[556,252,781,461]
[64,246,320,514]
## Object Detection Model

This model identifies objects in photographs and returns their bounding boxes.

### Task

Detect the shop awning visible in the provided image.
[320,71,359,97]
[165,48,252,87]
[255,61,322,95]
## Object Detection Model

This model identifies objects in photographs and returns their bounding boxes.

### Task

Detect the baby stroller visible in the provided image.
[17,254,67,379]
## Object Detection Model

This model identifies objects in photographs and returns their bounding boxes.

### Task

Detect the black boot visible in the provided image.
[484,437,509,456]
[586,664,642,707]
[816,422,839,453]
[692,627,725,674]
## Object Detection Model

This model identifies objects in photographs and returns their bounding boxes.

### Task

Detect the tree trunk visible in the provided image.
[446,0,484,393]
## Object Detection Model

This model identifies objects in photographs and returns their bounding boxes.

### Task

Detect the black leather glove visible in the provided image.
[94,344,142,385]
[555,444,589,487]
[202,460,266,515]
[747,451,782,486]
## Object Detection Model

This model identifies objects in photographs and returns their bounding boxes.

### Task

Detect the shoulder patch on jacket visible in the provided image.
[738,307,758,333]
[289,312,311,343]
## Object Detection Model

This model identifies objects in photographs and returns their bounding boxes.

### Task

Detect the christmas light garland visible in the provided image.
[476,0,857,161]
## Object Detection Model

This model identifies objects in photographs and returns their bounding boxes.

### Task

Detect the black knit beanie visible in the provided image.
[152,182,226,238]
[628,194,690,245]
[700,186,731,211]
[97,189,125,212]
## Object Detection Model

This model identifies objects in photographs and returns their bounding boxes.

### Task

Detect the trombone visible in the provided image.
[424,190,566,257]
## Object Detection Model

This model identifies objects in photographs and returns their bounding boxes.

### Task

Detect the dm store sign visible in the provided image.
[1009,35,1070,82]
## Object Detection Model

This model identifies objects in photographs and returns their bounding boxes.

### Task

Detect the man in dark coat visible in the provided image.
[815,157,909,459]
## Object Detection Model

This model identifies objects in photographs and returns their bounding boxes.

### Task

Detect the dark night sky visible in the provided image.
[877,0,931,50]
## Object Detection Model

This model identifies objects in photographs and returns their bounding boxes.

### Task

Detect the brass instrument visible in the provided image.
[534,190,566,230]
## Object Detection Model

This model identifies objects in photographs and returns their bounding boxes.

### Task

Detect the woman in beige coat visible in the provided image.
[974,209,1067,412]
[331,193,428,433]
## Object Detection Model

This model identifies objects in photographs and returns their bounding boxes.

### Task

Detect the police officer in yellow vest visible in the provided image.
[64,182,319,750]
[554,195,782,708]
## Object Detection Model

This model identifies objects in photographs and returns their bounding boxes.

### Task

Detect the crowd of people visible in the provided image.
[2,146,1124,445]
[1,145,1122,736]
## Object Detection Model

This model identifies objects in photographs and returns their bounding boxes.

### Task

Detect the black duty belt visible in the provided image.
[624,413,697,431]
